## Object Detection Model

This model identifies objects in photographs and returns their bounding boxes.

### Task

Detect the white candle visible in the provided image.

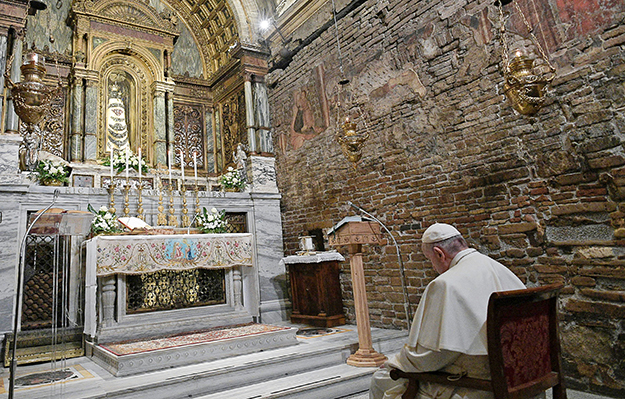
[180,149,184,181]
[125,149,129,180]
[193,152,197,180]
[110,148,114,181]
[168,150,172,184]
[138,147,142,181]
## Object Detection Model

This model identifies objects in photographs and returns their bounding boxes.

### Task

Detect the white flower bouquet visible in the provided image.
[36,159,70,185]
[219,167,245,190]
[88,204,121,235]
[103,147,148,174]
[196,207,228,234]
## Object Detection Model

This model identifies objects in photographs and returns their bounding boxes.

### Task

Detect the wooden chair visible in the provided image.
[390,284,567,399]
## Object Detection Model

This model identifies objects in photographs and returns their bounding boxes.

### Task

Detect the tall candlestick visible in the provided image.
[180,149,185,181]
[125,149,129,181]
[168,150,172,185]
[110,148,114,181]
[138,147,142,181]
[193,152,197,180]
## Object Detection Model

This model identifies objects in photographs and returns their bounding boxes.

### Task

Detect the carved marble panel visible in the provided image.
[173,103,204,169]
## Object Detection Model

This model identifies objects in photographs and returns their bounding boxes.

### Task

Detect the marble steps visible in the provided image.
[4,327,407,399]
[194,362,376,399]
[86,327,407,399]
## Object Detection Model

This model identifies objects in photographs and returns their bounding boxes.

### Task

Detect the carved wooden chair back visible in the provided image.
[390,283,567,399]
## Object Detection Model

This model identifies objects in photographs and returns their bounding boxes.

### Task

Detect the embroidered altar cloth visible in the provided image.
[92,233,253,276]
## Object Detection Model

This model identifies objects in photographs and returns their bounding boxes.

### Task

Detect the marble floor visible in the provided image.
[0,323,615,399]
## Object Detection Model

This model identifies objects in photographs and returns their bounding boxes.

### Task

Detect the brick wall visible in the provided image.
[266,0,625,396]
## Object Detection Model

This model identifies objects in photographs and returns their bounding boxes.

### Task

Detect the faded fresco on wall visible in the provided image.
[280,65,330,152]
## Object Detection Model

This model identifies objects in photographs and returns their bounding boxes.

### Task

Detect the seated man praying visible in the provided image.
[369,223,526,399]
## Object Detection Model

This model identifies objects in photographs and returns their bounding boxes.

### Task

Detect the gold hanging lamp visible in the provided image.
[334,78,369,168]
[496,0,556,116]
[331,0,369,169]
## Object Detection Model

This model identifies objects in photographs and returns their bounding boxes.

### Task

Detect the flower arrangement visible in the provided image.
[36,159,70,185]
[88,204,121,235]
[196,207,228,234]
[103,147,148,174]
[219,167,245,191]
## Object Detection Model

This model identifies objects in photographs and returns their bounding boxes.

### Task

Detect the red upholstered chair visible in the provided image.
[390,284,567,399]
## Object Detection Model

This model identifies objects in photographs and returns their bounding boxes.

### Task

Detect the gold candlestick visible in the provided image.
[136,184,144,220]
[123,183,131,217]
[194,185,200,227]
[168,184,178,227]
[157,176,167,226]
[181,184,190,227]
[108,182,117,215]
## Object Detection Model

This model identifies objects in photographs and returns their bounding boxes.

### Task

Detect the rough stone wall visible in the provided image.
[266,0,625,397]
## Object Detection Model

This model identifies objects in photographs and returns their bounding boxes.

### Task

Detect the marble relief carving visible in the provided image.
[174,103,205,169]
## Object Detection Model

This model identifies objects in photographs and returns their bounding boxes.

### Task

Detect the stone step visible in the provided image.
[85,326,407,399]
[2,326,408,399]
[194,363,377,399]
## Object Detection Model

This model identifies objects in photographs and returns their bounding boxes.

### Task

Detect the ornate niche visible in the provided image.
[70,0,179,165]
[98,57,150,155]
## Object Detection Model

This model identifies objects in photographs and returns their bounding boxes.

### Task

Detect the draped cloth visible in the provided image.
[91,233,253,276]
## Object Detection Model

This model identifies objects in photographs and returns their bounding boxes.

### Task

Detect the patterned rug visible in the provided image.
[99,323,292,356]
[0,364,94,393]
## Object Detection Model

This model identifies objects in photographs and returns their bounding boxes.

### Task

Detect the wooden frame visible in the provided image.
[390,284,567,399]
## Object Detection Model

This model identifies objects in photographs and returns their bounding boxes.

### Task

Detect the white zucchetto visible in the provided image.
[422,223,461,243]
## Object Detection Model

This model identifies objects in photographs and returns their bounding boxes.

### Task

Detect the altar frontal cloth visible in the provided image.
[94,233,253,276]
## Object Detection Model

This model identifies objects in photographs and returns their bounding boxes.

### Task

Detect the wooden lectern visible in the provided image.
[328,218,387,367]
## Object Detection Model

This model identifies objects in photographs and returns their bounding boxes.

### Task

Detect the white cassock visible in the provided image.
[370,248,526,399]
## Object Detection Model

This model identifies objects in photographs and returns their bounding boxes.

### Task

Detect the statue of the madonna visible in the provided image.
[106,75,130,151]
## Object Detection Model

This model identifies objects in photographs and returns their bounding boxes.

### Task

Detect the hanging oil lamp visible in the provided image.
[496,0,556,116]
[5,52,57,170]
[334,78,369,169]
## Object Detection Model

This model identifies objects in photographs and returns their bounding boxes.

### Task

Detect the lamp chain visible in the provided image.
[512,1,556,73]
[331,0,345,78]
[497,1,510,73]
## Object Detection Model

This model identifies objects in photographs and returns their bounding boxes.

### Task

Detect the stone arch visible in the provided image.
[90,41,163,82]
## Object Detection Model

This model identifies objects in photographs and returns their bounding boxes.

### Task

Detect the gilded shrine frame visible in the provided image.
[97,55,153,160]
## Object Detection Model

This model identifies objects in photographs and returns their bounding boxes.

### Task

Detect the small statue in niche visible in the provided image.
[106,74,130,152]
[233,143,247,184]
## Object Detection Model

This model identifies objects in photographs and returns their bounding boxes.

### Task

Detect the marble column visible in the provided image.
[167,89,174,155]
[69,77,84,161]
[0,34,8,123]
[244,79,257,153]
[253,81,273,154]
[153,88,167,165]
[84,79,99,160]
[4,39,22,134]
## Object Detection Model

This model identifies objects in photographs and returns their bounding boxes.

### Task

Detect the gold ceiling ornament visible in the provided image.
[334,78,369,169]
[496,0,556,116]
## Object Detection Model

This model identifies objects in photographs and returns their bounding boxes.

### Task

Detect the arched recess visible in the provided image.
[97,53,155,162]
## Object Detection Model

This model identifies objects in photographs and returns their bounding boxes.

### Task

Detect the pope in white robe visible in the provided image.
[370,223,526,399]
